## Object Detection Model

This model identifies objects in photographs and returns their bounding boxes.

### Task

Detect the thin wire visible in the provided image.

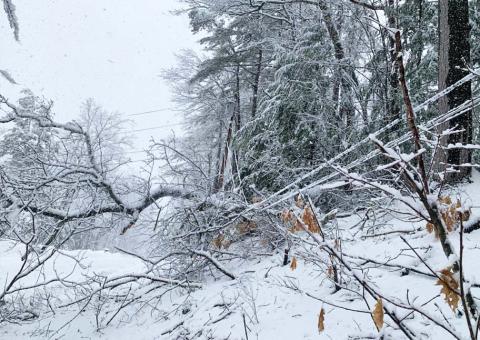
[126,108,181,117]
[127,123,184,133]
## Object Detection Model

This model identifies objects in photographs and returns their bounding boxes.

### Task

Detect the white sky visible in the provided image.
[0,0,199,156]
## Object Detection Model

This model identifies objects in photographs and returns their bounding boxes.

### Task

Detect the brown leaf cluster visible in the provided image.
[280,208,294,224]
[302,206,321,233]
[426,196,471,236]
[281,205,322,235]
[281,209,302,233]
[237,220,257,235]
[212,234,231,249]
[436,267,460,311]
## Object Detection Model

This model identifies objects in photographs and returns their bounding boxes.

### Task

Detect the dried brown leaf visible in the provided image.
[237,221,256,234]
[318,308,325,333]
[280,209,293,223]
[444,212,455,232]
[462,209,471,222]
[436,267,460,311]
[212,235,224,249]
[439,196,452,205]
[327,266,333,278]
[372,298,384,331]
[426,222,434,233]
[293,219,303,232]
[302,206,321,233]
[290,256,297,271]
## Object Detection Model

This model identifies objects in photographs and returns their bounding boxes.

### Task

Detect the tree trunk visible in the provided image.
[231,65,241,186]
[214,110,235,192]
[385,0,400,128]
[319,0,357,132]
[438,0,472,182]
[214,107,225,192]
[251,49,263,118]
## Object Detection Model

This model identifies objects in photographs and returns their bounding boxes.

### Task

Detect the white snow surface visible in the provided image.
[3,174,480,339]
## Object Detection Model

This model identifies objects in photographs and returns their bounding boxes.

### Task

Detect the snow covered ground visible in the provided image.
[2,174,480,339]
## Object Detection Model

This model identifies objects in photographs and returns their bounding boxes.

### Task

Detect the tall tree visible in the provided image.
[438,0,472,181]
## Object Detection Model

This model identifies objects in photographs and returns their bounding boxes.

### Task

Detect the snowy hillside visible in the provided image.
[2,172,480,339]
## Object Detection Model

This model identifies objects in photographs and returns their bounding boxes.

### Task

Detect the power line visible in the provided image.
[128,122,184,133]
[126,108,181,117]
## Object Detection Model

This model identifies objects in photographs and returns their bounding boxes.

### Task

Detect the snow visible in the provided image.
[447,143,480,150]
[3,1,480,338]
[3,172,480,339]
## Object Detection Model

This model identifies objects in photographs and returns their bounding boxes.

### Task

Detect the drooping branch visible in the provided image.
[0,95,194,223]
[394,31,430,195]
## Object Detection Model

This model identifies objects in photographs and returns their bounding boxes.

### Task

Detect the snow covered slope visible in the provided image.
[2,174,480,339]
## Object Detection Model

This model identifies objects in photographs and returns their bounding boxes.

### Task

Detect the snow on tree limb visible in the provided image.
[0,69,17,84]
[2,0,19,41]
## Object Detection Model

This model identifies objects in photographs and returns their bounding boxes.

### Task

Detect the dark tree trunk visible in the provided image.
[438,0,472,181]
[386,0,400,128]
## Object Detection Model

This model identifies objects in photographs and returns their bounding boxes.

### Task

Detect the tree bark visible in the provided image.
[437,0,472,182]
[214,104,235,192]
[385,0,400,128]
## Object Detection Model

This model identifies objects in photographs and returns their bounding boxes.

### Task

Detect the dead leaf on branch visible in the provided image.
[327,265,333,278]
[237,221,257,234]
[212,234,225,249]
[436,267,460,311]
[426,197,471,235]
[439,196,452,205]
[302,206,321,233]
[318,308,325,333]
[460,209,471,222]
[280,208,293,223]
[372,298,384,331]
[290,256,297,271]
[426,222,436,236]
[288,219,303,233]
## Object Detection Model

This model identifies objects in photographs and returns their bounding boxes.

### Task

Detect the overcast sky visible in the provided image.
[0,0,199,157]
